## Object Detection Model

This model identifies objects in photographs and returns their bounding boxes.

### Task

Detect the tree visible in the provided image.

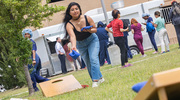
[0,0,65,95]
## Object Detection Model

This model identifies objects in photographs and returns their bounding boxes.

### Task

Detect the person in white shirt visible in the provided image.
[55,37,67,74]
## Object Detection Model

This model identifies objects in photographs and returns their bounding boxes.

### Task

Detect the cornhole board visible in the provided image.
[134,67,180,100]
[39,75,82,97]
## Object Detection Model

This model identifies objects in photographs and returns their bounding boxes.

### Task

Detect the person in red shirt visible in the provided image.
[105,9,132,68]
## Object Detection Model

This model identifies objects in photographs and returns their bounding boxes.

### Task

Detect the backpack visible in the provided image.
[146,22,155,33]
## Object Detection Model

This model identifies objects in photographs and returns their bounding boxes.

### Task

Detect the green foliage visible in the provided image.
[0,0,65,89]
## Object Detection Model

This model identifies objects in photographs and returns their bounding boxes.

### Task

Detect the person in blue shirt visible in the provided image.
[96,21,111,66]
[22,29,49,92]
[142,13,158,54]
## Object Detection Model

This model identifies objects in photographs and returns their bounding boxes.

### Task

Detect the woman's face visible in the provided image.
[69,5,80,19]
[24,33,31,38]
[118,13,121,18]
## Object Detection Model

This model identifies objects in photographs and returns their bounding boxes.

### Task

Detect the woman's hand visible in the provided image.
[82,28,92,33]
[126,27,129,31]
[72,45,77,51]
[32,60,36,66]
[142,23,146,25]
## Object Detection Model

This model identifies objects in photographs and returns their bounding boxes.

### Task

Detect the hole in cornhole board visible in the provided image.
[39,75,83,97]
[52,79,63,84]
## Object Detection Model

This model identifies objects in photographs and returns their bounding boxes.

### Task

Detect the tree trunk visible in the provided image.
[23,64,34,96]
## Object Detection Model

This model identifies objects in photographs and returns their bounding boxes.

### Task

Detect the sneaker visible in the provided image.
[92,82,99,88]
[160,51,166,54]
[153,51,158,54]
[141,54,147,57]
[99,78,105,84]
[166,50,170,52]
[122,65,128,68]
[34,87,39,92]
[127,63,133,67]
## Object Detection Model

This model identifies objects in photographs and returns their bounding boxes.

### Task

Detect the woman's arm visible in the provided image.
[141,27,144,31]
[151,22,157,28]
[32,50,36,66]
[66,23,77,51]
[131,29,134,34]
[105,27,113,34]
[120,27,129,32]
[86,16,97,33]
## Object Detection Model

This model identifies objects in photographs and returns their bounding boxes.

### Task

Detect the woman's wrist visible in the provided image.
[33,58,35,61]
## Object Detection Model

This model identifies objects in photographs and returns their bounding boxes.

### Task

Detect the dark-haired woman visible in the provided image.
[169,0,180,48]
[105,9,132,68]
[63,2,104,87]
[152,11,169,53]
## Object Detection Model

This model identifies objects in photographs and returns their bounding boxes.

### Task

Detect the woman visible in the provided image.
[142,13,158,54]
[105,9,132,68]
[63,2,104,87]
[96,21,111,66]
[169,0,180,48]
[152,11,170,53]
[22,29,49,92]
[131,18,146,57]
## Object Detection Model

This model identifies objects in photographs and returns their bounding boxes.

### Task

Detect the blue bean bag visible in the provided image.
[69,50,80,60]
[132,81,147,93]
[81,26,93,31]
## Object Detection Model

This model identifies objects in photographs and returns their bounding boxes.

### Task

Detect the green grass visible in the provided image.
[1,44,180,100]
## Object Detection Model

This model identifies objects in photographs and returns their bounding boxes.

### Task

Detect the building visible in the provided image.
[37,0,179,44]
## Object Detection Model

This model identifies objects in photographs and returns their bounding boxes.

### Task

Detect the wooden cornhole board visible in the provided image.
[134,68,180,100]
[39,75,82,97]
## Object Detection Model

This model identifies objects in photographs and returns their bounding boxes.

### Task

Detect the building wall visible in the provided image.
[39,0,180,44]
[42,0,148,27]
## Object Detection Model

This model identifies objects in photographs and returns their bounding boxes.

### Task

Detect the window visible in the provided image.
[48,0,64,3]
[160,6,172,24]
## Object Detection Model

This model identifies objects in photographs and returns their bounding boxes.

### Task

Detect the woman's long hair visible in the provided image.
[131,18,138,26]
[172,1,180,15]
[63,2,82,39]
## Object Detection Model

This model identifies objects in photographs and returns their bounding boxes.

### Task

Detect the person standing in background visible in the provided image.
[152,11,170,53]
[142,13,158,54]
[96,21,111,66]
[169,0,180,48]
[131,18,147,57]
[55,37,67,74]
[105,9,132,68]
[67,41,82,70]
[122,19,133,59]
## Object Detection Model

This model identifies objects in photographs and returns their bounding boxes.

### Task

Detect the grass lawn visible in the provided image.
[0,44,180,100]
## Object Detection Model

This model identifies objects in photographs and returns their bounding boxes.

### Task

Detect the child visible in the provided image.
[152,11,170,53]
[22,29,49,92]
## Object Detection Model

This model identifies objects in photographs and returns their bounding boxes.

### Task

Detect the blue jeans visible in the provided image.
[99,40,111,66]
[28,53,49,91]
[148,30,158,51]
[77,33,103,81]
[124,36,133,59]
